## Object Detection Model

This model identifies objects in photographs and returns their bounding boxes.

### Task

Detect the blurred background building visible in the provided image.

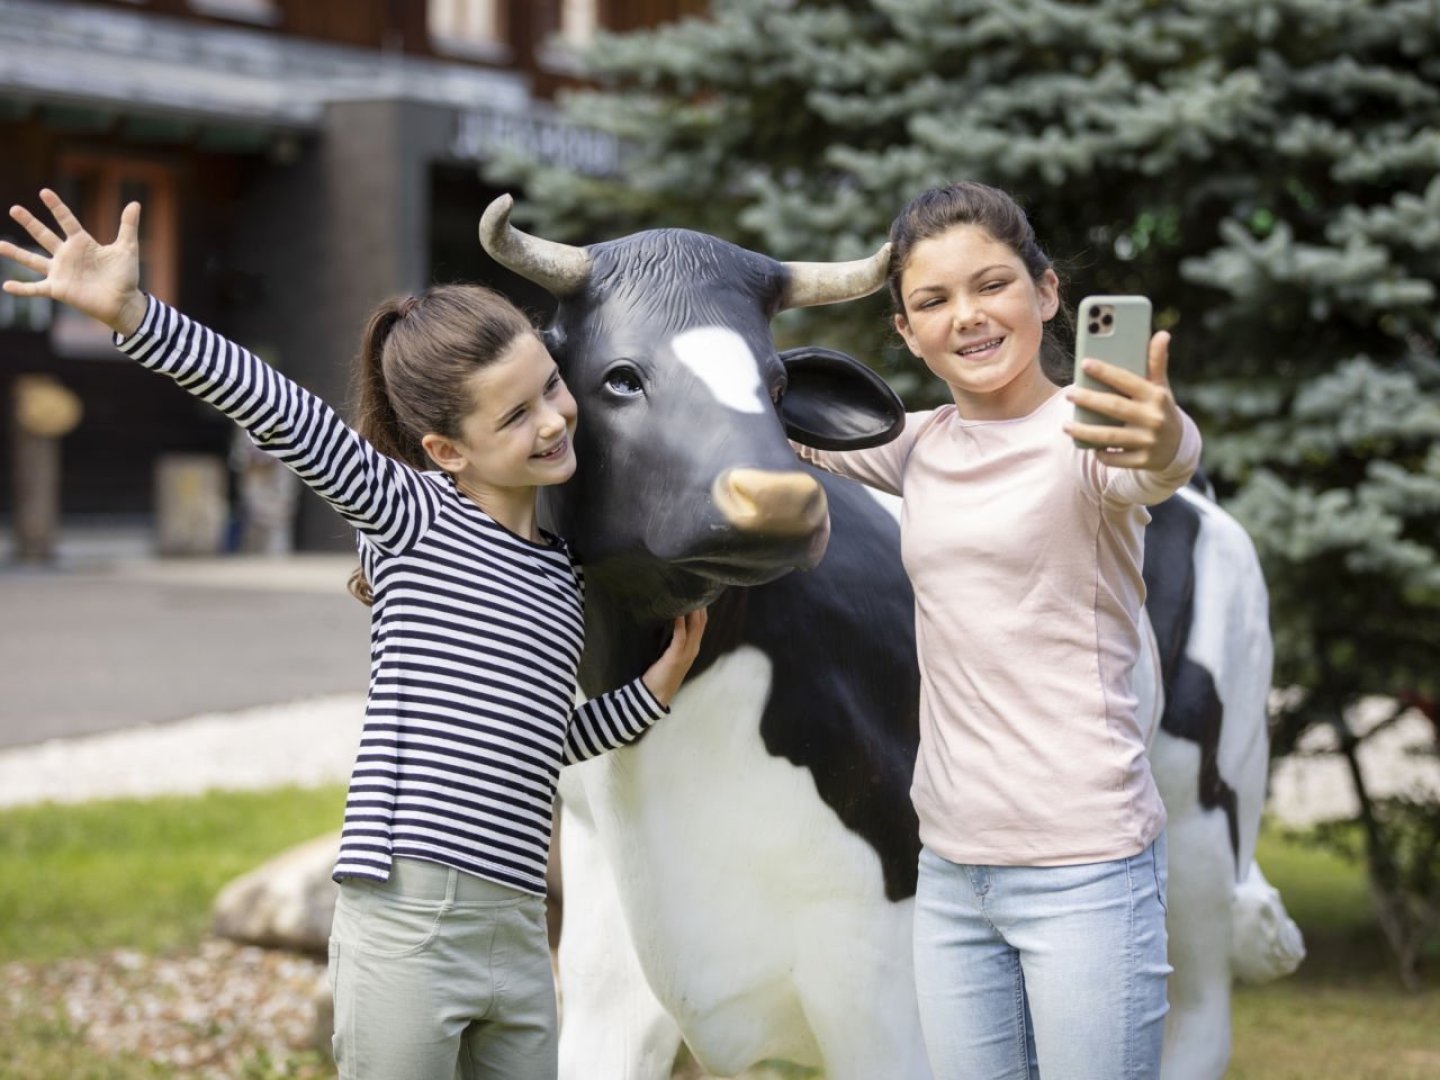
[0,0,703,553]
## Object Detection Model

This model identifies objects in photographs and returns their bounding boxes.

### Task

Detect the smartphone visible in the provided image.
[1071,295,1152,450]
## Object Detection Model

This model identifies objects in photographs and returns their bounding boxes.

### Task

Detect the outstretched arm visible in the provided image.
[1,190,439,554]
[1,189,148,336]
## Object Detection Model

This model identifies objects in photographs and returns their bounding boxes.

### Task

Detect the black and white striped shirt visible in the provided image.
[117,298,667,896]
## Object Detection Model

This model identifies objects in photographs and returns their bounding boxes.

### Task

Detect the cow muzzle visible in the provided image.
[710,468,828,537]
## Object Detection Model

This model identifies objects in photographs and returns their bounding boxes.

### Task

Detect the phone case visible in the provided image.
[1072,295,1151,450]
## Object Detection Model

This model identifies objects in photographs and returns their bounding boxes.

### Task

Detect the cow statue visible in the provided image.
[478,195,1305,1080]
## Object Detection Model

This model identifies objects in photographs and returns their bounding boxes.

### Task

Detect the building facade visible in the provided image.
[0,0,701,550]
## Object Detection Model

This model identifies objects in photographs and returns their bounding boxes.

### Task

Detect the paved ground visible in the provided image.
[2,526,1435,827]
[0,529,369,750]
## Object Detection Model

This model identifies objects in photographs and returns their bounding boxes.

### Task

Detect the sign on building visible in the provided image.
[452,106,622,178]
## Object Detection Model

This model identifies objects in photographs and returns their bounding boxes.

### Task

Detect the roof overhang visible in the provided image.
[0,0,533,143]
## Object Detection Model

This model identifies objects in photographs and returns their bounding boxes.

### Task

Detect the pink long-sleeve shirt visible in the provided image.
[796,389,1202,866]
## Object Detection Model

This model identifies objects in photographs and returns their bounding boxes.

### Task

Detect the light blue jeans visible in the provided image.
[913,835,1171,1080]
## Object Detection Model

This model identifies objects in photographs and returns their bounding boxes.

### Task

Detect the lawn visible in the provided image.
[1,789,1437,1077]
[0,786,346,966]
[1226,827,1440,1079]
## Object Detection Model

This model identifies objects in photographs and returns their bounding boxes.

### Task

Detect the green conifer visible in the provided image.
[491,0,1440,983]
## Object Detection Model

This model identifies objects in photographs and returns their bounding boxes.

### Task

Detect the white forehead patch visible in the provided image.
[671,327,768,415]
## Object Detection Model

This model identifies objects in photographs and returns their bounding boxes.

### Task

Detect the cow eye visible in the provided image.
[770,380,787,407]
[603,364,645,398]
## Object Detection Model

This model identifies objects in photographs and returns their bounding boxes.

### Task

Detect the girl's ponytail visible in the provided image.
[353,300,427,470]
[349,298,421,606]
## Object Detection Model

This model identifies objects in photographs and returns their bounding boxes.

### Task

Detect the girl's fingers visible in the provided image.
[1147,331,1172,386]
[0,239,51,275]
[2,278,49,298]
[117,201,142,247]
[1067,386,1151,424]
[39,188,85,238]
[1065,421,1152,450]
[1079,357,1151,395]
[672,609,707,657]
[9,204,63,255]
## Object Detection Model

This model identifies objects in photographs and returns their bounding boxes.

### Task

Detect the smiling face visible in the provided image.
[894,224,1060,421]
[422,331,578,503]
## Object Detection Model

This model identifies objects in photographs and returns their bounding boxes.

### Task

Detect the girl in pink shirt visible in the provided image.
[795,182,1201,1079]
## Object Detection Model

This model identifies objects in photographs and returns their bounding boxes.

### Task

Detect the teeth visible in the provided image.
[959,338,1002,356]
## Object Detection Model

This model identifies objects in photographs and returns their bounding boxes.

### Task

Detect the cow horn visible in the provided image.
[779,243,892,311]
[479,194,592,298]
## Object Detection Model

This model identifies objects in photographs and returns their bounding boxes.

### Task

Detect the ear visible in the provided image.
[777,346,906,451]
[420,432,467,474]
[894,312,922,358]
[1038,268,1060,321]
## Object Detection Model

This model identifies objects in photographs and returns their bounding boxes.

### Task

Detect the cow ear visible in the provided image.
[777,346,906,451]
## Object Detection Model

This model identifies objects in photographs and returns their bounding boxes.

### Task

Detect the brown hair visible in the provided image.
[886,181,1071,381]
[348,283,537,604]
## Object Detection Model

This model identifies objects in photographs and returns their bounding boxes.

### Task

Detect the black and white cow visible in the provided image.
[479,196,1304,1080]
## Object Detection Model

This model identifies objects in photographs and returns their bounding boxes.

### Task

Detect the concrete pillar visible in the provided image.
[11,375,82,563]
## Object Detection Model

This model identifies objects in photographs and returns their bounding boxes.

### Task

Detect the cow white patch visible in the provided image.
[558,646,929,1079]
[670,327,769,414]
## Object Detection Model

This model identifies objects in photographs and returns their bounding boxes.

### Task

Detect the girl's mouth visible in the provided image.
[957,336,1004,359]
[532,436,570,461]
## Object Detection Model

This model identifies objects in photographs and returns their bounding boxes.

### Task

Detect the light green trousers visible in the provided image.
[328,857,558,1080]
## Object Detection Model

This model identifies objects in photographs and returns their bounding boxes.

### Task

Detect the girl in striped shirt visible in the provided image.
[2,189,707,1080]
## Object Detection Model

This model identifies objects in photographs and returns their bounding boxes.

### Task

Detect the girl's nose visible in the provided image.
[952,302,983,329]
[538,402,568,436]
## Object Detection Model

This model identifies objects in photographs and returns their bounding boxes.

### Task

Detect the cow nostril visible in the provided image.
[712,469,827,536]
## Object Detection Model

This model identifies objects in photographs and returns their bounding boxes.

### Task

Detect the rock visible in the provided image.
[213,831,340,954]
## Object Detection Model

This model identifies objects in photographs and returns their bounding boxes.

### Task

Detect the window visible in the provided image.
[189,0,281,25]
[50,156,178,358]
[429,0,505,53]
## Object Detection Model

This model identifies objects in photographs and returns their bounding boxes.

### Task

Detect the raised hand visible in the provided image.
[0,189,148,336]
[640,607,710,707]
[1063,330,1186,471]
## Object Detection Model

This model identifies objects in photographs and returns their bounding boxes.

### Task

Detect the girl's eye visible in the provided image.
[604,365,645,397]
[546,374,563,394]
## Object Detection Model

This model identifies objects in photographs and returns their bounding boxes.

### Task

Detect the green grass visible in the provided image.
[0,785,345,965]
[1225,822,1440,1078]
[3,793,1438,1078]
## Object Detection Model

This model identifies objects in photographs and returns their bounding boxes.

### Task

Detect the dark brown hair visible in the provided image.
[886,181,1071,381]
[348,283,537,604]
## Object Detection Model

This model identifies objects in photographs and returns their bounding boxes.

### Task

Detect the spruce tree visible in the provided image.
[489,0,1440,983]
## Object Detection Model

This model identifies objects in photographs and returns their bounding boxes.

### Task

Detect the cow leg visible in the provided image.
[1151,732,1234,1080]
[790,898,933,1080]
[556,783,683,1080]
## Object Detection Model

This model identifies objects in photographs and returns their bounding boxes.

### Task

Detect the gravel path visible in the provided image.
[0,695,365,809]
[4,941,331,1078]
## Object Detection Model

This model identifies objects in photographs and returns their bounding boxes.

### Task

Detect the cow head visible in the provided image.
[480,195,902,621]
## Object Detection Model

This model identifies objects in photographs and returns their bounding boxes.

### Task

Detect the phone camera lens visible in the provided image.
[1088,321,1101,334]
[1101,313,1114,326]
[1088,305,1102,319]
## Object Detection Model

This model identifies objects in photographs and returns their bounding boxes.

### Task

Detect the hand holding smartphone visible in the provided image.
[1070,295,1152,450]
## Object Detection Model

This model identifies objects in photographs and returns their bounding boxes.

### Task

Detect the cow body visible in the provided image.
[559,473,928,1079]
[476,198,1303,1080]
